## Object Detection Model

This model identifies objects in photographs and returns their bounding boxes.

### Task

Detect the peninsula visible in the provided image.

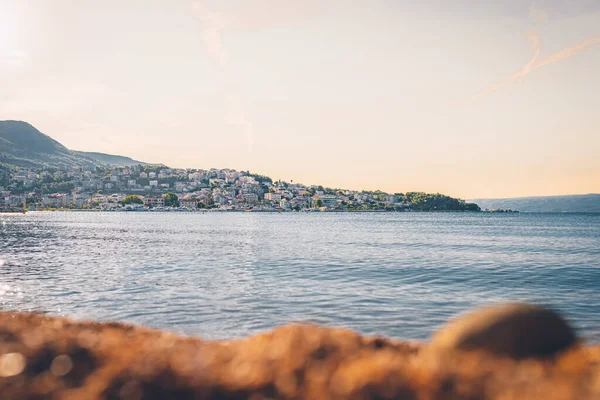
[1,121,480,213]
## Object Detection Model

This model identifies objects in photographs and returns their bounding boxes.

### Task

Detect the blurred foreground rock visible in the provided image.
[0,304,599,399]
[429,303,577,359]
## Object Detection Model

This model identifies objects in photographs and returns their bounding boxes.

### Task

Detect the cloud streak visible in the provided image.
[529,3,548,25]
[192,2,254,152]
[454,5,600,107]
[191,0,328,152]
[466,34,600,104]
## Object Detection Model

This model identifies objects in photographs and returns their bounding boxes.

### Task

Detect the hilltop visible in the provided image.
[74,151,144,167]
[0,120,145,169]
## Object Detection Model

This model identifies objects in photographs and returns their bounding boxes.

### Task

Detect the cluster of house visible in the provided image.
[1,165,405,211]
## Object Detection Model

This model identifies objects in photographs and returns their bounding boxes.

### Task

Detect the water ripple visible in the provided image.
[0,211,599,341]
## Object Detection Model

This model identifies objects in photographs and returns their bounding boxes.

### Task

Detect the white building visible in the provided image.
[144,197,165,207]
[42,194,69,207]
[181,199,198,209]
[8,194,26,205]
[280,199,291,209]
[264,192,282,202]
[242,193,259,203]
[72,193,91,207]
[317,194,338,208]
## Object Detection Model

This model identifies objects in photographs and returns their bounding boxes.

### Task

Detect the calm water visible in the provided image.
[1,211,599,341]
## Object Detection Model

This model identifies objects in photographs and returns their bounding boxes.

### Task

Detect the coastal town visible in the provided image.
[0,164,481,212]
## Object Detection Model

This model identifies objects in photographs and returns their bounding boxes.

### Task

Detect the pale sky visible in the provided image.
[1,0,599,198]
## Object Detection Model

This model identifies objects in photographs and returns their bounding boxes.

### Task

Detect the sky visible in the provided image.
[1,0,599,199]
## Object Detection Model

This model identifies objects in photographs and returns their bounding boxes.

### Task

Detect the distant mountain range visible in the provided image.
[469,194,600,213]
[0,120,145,169]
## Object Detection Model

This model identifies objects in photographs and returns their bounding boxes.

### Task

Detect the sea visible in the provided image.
[1,211,599,342]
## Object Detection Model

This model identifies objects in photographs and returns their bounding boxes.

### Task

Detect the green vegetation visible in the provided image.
[247,172,273,184]
[0,165,10,187]
[75,152,142,166]
[122,195,143,205]
[163,192,180,207]
[0,120,146,170]
[403,192,481,211]
[463,202,481,211]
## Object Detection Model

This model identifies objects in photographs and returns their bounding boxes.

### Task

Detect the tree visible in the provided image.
[123,195,143,205]
[163,192,180,207]
[314,199,323,208]
[247,172,273,184]
[464,202,481,211]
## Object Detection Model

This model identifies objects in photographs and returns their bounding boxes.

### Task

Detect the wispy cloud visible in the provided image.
[533,36,600,68]
[191,0,328,152]
[193,4,232,68]
[468,32,542,102]
[529,3,548,24]
[465,34,600,104]
[456,5,600,106]
[192,1,254,152]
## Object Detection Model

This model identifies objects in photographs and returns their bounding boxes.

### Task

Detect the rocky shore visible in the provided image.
[0,304,598,399]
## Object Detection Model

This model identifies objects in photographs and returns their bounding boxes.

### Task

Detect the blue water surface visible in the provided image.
[1,212,599,341]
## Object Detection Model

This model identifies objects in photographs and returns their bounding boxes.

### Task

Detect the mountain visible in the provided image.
[0,120,145,169]
[469,194,600,213]
[74,152,144,167]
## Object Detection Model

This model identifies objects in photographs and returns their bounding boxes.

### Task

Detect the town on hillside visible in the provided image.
[0,164,481,212]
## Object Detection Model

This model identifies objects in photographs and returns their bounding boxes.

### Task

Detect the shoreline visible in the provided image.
[12,209,493,214]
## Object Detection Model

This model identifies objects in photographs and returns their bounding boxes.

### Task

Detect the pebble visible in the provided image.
[429,303,577,359]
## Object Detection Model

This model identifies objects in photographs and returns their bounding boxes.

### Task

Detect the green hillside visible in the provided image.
[0,120,145,169]
[75,151,145,167]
